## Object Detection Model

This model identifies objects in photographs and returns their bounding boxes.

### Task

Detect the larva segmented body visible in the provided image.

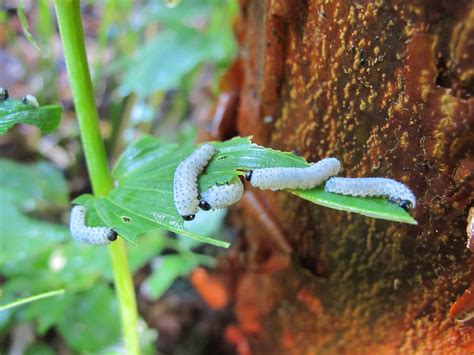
[173,144,216,220]
[245,157,341,190]
[69,205,117,245]
[199,179,244,211]
[22,94,39,108]
[324,177,416,210]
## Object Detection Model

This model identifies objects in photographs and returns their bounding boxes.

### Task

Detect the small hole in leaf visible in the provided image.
[121,216,132,223]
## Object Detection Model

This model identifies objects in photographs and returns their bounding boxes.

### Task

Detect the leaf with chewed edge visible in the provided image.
[0,98,62,135]
[73,136,417,248]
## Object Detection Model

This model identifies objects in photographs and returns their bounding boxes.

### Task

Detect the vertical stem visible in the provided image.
[54,1,140,354]
[54,0,112,195]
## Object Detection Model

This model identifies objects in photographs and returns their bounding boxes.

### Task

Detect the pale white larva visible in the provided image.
[245,157,341,190]
[199,179,244,211]
[324,177,416,210]
[69,205,117,245]
[22,94,39,108]
[0,87,8,101]
[173,144,216,220]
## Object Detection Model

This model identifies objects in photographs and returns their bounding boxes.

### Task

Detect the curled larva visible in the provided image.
[324,177,416,210]
[22,94,39,108]
[245,157,341,190]
[69,205,117,245]
[173,144,216,220]
[0,87,8,101]
[199,179,244,211]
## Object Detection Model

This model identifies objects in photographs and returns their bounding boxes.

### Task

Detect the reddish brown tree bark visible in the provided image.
[211,0,474,353]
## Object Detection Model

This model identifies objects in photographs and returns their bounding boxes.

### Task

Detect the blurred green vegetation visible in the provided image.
[0,158,223,353]
[0,0,237,353]
[121,1,237,96]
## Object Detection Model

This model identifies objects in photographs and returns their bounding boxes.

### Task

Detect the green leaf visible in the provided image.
[3,244,113,334]
[122,29,220,96]
[0,160,70,264]
[148,1,214,28]
[0,159,69,207]
[0,204,69,265]
[294,189,417,224]
[122,0,236,96]
[0,98,62,135]
[75,136,305,247]
[57,286,121,353]
[21,290,76,335]
[74,136,416,248]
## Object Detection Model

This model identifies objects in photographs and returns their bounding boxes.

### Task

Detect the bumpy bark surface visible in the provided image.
[218,0,474,353]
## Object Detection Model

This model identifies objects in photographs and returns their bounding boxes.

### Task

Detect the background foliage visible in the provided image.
[0,0,236,353]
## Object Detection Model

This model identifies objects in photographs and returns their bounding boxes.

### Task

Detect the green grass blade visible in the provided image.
[0,289,65,312]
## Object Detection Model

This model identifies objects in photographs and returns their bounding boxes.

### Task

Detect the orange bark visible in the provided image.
[213,0,474,353]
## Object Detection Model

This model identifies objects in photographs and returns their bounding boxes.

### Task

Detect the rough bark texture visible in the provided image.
[213,0,474,353]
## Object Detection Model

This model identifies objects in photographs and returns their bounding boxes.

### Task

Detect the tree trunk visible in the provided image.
[219,0,474,353]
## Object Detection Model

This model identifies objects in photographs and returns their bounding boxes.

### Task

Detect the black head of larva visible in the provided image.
[399,200,413,211]
[0,88,8,101]
[245,170,253,182]
[182,214,195,221]
[108,230,118,241]
[199,200,211,211]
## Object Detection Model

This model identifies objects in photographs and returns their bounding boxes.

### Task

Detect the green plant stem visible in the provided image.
[54,1,140,354]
